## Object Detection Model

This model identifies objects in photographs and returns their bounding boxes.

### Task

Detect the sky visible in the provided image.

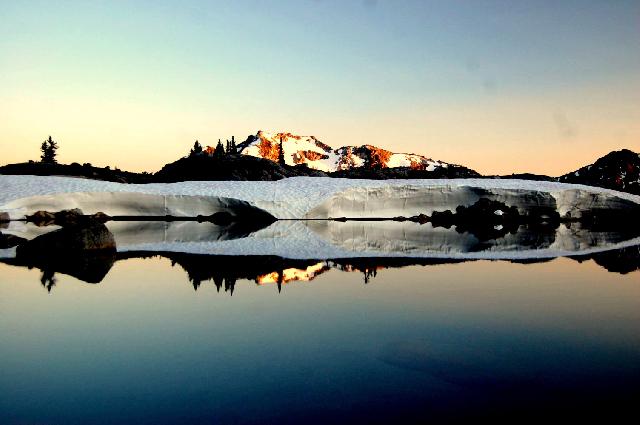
[1,0,638,175]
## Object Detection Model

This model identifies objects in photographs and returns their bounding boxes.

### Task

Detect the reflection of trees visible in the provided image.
[40,270,56,292]
[572,245,640,275]
[2,249,638,293]
[363,268,377,284]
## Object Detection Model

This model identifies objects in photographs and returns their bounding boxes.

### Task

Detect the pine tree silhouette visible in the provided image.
[214,139,225,157]
[190,140,203,157]
[278,135,286,166]
[40,136,58,164]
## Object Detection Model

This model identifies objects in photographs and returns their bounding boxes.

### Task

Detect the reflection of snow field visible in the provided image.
[1,175,639,220]
[1,219,639,261]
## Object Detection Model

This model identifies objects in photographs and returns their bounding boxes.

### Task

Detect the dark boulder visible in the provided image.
[559,149,640,195]
[17,221,116,255]
[0,232,27,249]
[13,220,117,284]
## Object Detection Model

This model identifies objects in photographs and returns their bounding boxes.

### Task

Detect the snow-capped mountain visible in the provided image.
[236,131,450,173]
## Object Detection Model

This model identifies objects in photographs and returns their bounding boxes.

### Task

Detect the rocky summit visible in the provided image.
[232,130,453,172]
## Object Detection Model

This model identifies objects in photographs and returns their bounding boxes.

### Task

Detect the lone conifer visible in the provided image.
[40,136,58,164]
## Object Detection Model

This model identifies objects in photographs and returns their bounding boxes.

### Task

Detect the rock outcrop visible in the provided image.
[559,149,640,195]
[12,218,117,285]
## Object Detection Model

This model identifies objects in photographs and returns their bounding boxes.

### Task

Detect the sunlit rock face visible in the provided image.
[236,131,449,172]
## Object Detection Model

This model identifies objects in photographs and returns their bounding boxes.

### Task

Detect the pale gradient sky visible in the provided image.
[1,0,639,175]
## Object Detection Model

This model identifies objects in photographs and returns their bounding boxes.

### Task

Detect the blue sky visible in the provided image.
[1,0,638,173]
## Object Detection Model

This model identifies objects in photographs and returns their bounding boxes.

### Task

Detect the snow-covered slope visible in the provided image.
[2,175,640,261]
[235,131,449,172]
[1,175,640,221]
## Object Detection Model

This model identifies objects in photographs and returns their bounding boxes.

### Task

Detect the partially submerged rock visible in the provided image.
[26,209,111,227]
[13,220,117,284]
[17,221,116,254]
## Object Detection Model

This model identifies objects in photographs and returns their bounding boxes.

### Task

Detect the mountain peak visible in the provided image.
[237,130,449,173]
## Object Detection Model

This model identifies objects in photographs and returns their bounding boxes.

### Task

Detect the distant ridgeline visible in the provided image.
[0,131,638,195]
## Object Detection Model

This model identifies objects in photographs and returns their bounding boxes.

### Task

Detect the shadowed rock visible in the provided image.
[0,232,27,249]
[26,209,112,227]
[12,220,117,284]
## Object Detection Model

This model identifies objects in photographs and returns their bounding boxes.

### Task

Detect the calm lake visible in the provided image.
[1,252,639,424]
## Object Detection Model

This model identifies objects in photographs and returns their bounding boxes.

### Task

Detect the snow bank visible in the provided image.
[1,175,639,220]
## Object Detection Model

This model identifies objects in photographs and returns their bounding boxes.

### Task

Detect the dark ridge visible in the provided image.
[497,173,556,181]
[329,164,480,179]
[1,148,639,195]
[0,161,152,184]
[154,154,326,182]
[559,149,640,195]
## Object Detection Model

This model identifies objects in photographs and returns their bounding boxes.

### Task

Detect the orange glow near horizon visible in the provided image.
[1,84,637,176]
[1,2,638,176]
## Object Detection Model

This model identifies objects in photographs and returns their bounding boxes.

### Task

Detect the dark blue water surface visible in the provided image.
[1,255,639,424]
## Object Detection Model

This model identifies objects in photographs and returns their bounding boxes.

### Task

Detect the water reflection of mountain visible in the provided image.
[2,247,639,293]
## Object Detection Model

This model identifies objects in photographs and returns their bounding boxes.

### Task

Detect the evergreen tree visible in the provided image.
[190,140,203,157]
[214,139,225,157]
[225,136,238,155]
[40,136,58,164]
[278,135,286,166]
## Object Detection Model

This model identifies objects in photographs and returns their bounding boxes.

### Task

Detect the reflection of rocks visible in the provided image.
[573,245,640,275]
[429,198,559,244]
[26,209,111,227]
[307,220,559,254]
[0,232,26,249]
[0,212,9,225]
[2,246,639,292]
[8,220,117,287]
[18,221,115,253]
[577,208,640,235]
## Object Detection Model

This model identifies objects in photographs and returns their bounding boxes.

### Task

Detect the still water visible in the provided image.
[1,254,639,424]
